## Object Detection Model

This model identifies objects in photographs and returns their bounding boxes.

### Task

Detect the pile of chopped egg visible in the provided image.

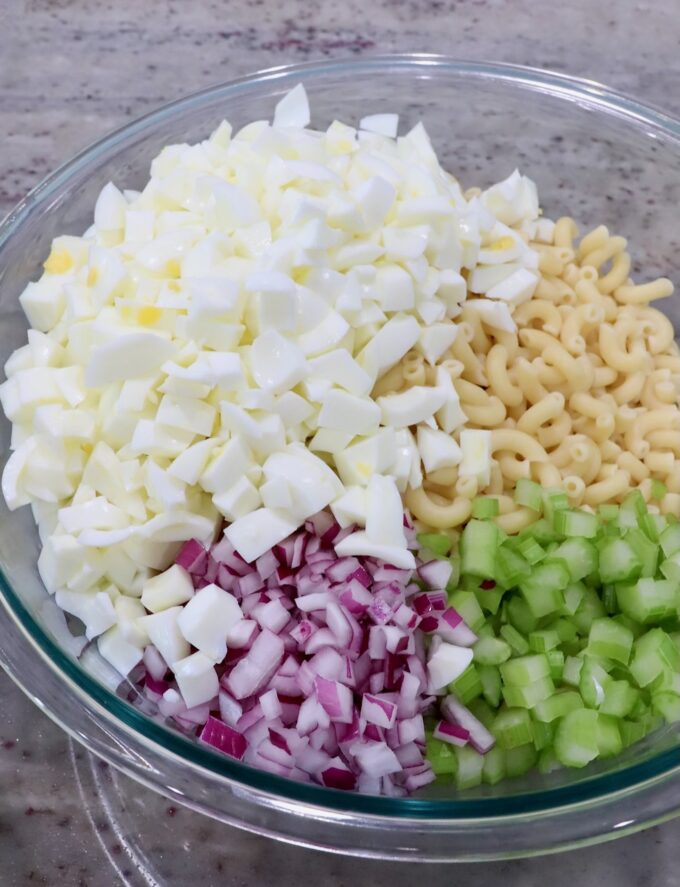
[0,85,542,672]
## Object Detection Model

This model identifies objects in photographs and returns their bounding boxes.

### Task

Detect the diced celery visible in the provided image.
[467,697,496,730]
[448,590,486,633]
[551,617,579,645]
[598,503,619,522]
[500,654,551,685]
[474,585,504,615]
[660,523,680,558]
[519,518,560,545]
[622,489,647,519]
[602,584,618,615]
[517,536,546,565]
[531,719,554,750]
[652,691,680,723]
[500,623,530,656]
[417,532,453,558]
[660,551,680,584]
[542,489,569,525]
[502,676,555,709]
[495,547,531,588]
[506,596,538,634]
[639,511,662,542]
[519,561,569,618]
[529,629,560,653]
[449,663,482,704]
[550,538,598,582]
[493,707,533,749]
[617,577,679,625]
[650,479,668,501]
[596,714,623,757]
[579,658,611,708]
[554,708,599,767]
[600,680,639,718]
[448,554,461,590]
[629,629,680,687]
[588,617,634,664]
[620,719,648,748]
[428,738,458,775]
[572,587,606,635]
[651,668,680,695]
[625,528,658,578]
[597,537,642,584]
[547,649,565,680]
[505,743,538,777]
[554,509,599,539]
[563,655,584,687]
[482,746,506,785]
[538,748,563,773]
[533,690,583,723]
[514,478,543,512]
[473,636,511,666]
[460,519,498,579]
[478,664,502,708]
[471,497,500,519]
[454,745,484,789]
[561,582,586,616]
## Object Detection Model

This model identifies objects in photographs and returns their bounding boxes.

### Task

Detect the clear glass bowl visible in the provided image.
[1,55,679,862]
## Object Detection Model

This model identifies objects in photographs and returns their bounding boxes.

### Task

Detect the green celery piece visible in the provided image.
[518,518,559,545]
[460,519,498,579]
[519,561,569,618]
[514,477,543,511]
[529,629,560,653]
[551,617,579,645]
[550,538,598,582]
[454,745,484,790]
[659,523,680,558]
[531,719,554,751]
[506,595,538,634]
[500,623,530,656]
[650,479,668,502]
[621,489,647,519]
[588,617,634,664]
[596,713,623,757]
[493,707,533,749]
[652,691,680,723]
[547,649,565,680]
[478,664,502,708]
[518,536,546,565]
[502,676,555,709]
[449,663,482,704]
[554,509,599,539]
[563,655,584,687]
[533,690,583,722]
[427,737,458,776]
[505,743,538,777]
[620,719,648,748]
[561,582,586,616]
[639,511,662,542]
[538,748,563,773]
[597,537,642,584]
[500,654,551,685]
[660,551,680,584]
[495,546,531,588]
[629,629,680,687]
[471,497,500,519]
[572,587,606,635]
[616,577,679,625]
[554,708,599,767]
[417,532,453,558]
[542,488,569,525]
[600,680,639,718]
[448,589,485,632]
[598,503,619,522]
[579,658,611,708]
[473,636,511,666]
[474,585,505,615]
[482,746,506,785]
[625,528,659,578]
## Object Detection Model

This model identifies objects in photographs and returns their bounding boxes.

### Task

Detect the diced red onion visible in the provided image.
[433,719,470,747]
[200,717,248,760]
[441,695,496,754]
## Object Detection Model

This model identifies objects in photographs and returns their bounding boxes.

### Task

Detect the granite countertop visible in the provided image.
[2,1,680,884]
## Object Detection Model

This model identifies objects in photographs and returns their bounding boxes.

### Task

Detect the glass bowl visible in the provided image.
[1,55,679,862]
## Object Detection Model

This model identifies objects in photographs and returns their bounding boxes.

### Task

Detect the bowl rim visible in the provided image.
[1,53,680,841]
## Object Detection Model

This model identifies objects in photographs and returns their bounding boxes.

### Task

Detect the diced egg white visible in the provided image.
[0,85,548,669]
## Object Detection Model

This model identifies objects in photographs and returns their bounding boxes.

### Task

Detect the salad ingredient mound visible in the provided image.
[1,85,679,796]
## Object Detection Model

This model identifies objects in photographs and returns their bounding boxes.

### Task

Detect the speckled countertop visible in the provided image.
[2,1,680,884]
